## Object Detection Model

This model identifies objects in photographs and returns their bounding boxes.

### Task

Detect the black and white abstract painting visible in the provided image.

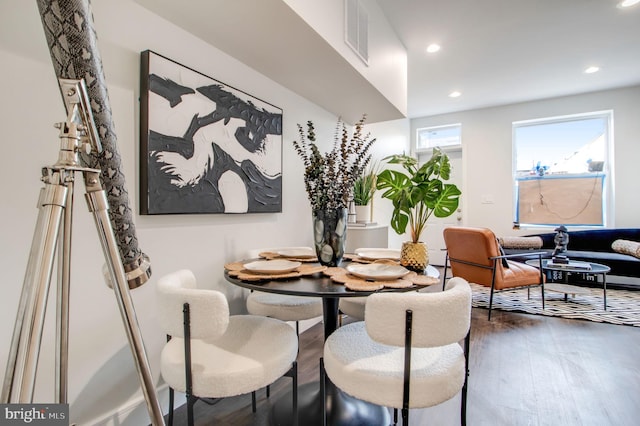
[139,50,282,214]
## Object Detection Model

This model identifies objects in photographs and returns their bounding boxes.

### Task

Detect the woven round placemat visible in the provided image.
[224,262,245,271]
[330,272,414,291]
[233,270,301,281]
[258,251,318,262]
[344,280,384,291]
[381,278,414,288]
[329,273,351,284]
[296,264,328,275]
[405,271,441,286]
[323,266,348,277]
[225,263,326,282]
[329,268,440,290]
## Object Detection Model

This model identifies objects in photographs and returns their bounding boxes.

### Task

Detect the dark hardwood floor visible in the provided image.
[166,308,640,426]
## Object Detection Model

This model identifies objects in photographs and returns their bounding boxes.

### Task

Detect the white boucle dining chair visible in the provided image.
[157,269,299,426]
[245,247,323,336]
[338,296,367,321]
[323,277,472,426]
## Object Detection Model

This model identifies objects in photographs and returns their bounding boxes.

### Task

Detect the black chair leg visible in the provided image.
[280,361,298,426]
[166,334,175,426]
[186,395,196,426]
[461,331,471,426]
[442,253,450,291]
[266,385,270,398]
[488,285,495,320]
[402,408,409,425]
[461,384,468,425]
[167,387,174,426]
[251,391,257,412]
[320,358,327,426]
[393,408,398,425]
[292,361,298,426]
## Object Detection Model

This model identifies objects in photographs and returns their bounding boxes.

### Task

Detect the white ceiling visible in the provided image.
[377,0,640,118]
[134,0,640,121]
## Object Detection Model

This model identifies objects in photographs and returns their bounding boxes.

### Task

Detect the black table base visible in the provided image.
[270,379,390,426]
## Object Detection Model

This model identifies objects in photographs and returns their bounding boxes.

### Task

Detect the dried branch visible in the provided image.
[293,114,376,211]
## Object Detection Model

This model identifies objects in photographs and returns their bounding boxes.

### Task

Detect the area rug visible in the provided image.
[470,283,640,327]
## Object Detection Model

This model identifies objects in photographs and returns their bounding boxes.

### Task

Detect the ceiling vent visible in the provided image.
[345,0,369,65]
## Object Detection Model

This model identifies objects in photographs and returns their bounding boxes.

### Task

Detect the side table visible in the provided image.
[345,224,388,253]
[526,259,610,310]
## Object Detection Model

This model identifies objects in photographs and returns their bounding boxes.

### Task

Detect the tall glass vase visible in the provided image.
[312,208,348,267]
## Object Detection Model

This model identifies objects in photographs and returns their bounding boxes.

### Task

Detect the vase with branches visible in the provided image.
[293,115,376,265]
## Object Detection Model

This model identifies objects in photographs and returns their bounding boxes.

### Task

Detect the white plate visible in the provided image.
[355,248,401,261]
[346,263,410,281]
[276,247,316,258]
[243,259,302,274]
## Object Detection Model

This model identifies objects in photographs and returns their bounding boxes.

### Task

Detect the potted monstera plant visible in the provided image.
[376,148,461,272]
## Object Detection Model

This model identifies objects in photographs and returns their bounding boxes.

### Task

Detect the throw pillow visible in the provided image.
[497,236,543,250]
[497,241,510,268]
[611,239,640,259]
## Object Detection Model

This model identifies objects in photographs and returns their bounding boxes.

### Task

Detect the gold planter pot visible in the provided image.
[400,241,428,272]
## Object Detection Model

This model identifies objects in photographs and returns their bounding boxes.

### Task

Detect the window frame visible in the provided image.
[512,110,614,229]
[415,123,462,153]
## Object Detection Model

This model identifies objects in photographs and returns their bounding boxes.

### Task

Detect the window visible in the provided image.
[416,124,462,152]
[513,111,612,227]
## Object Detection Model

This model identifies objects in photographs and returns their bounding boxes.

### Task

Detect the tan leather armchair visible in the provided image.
[443,226,545,319]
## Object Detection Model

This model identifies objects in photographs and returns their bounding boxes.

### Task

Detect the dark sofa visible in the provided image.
[504,228,640,288]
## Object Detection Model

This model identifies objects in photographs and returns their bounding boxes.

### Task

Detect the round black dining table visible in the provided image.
[224,261,427,426]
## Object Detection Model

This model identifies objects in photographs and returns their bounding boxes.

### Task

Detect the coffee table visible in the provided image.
[525,259,610,310]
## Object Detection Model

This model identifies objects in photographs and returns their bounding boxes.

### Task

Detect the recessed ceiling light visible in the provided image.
[618,0,640,8]
[449,91,461,98]
[584,66,600,74]
[426,44,441,53]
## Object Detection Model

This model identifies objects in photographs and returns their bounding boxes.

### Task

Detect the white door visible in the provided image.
[421,148,464,266]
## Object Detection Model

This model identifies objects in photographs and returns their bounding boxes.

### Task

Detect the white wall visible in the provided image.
[0,0,408,424]
[411,86,640,238]
[364,118,412,249]
[284,0,408,116]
